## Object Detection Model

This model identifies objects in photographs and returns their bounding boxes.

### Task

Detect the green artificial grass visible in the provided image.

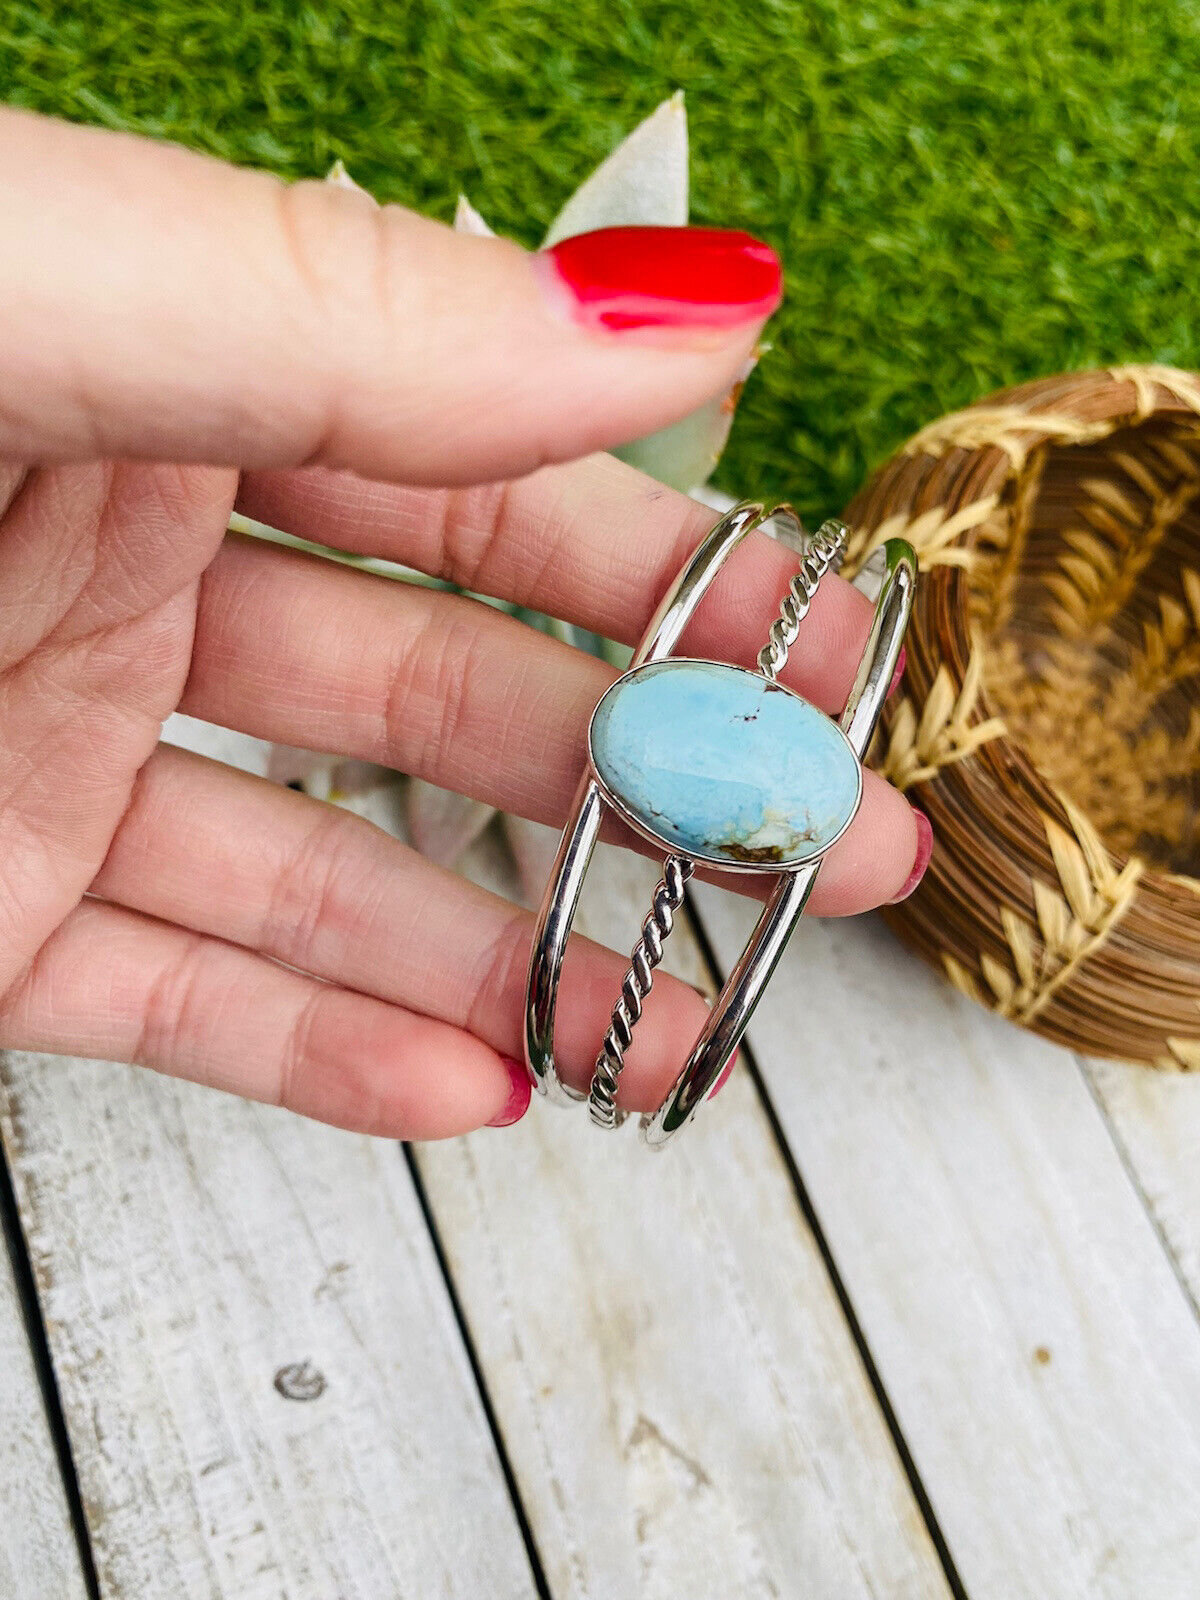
[3,0,1199,521]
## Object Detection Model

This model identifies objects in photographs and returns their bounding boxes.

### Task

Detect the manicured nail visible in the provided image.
[708,1049,741,1101]
[487,1056,532,1128]
[888,809,933,904]
[888,646,907,699]
[538,226,783,334]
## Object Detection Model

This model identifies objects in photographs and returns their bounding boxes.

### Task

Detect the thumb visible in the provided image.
[0,107,781,483]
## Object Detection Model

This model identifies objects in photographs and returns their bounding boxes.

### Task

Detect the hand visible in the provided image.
[0,107,926,1138]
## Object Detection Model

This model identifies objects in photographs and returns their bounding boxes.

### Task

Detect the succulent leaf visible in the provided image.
[542,94,751,491]
[454,193,495,237]
[542,92,688,247]
[273,103,771,878]
[406,777,498,867]
[326,159,373,198]
[614,351,759,491]
[266,743,387,802]
[501,814,565,909]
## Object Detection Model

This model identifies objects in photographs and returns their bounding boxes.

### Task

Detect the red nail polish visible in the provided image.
[708,1049,740,1101]
[889,810,933,904]
[888,646,907,699]
[487,1056,532,1128]
[541,226,783,333]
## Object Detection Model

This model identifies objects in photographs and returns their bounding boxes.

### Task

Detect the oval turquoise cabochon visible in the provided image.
[588,660,862,870]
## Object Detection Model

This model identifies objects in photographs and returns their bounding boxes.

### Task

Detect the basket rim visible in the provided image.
[853,360,1200,879]
[841,365,1200,1067]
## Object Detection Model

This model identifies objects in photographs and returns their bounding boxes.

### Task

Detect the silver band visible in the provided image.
[524,501,916,1149]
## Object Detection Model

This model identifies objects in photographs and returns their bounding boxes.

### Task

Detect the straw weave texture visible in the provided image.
[842,366,1200,1068]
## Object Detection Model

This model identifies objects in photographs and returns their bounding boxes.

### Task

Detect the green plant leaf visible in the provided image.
[614,350,760,491]
[542,91,687,248]
[326,158,372,198]
[453,192,495,237]
[541,94,752,490]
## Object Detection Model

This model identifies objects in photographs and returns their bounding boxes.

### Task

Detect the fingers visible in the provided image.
[182,535,921,912]
[0,107,776,480]
[0,460,237,998]
[0,897,530,1139]
[237,452,874,712]
[84,742,711,1113]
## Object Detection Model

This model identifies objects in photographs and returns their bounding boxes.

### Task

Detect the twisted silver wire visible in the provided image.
[756,519,848,682]
[587,854,694,1129]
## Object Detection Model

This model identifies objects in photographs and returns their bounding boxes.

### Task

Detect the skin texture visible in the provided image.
[0,106,924,1139]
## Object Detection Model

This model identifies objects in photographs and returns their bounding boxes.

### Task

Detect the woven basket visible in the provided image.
[841,365,1200,1068]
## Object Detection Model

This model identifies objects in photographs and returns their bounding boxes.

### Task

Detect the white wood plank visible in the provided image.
[1,712,938,1594]
[0,715,255,1600]
[0,1055,536,1599]
[1085,1058,1200,1315]
[0,1208,89,1599]
[695,885,1200,1599]
[166,713,951,1597]
[0,714,533,1597]
[419,834,952,1600]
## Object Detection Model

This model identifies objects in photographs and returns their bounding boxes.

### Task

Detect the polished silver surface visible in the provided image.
[523,498,917,1148]
[632,499,770,670]
[525,502,773,1106]
[524,774,604,1105]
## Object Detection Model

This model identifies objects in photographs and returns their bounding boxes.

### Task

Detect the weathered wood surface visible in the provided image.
[0,715,535,1600]
[0,1053,537,1600]
[166,719,953,1597]
[695,884,1200,1600]
[4,709,1200,1599]
[421,833,951,1600]
[1086,1058,1200,1321]
[0,1215,88,1599]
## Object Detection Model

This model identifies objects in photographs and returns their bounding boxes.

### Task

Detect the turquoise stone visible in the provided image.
[589,660,862,869]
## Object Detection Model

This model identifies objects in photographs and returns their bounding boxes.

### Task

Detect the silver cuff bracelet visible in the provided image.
[524,500,917,1151]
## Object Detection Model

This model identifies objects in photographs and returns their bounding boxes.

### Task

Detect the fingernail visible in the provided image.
[888,809,933,904]
[888,646,907,699]
[487,1056,532,1128]
[538,226,783,335]
[708,1049,740,1101]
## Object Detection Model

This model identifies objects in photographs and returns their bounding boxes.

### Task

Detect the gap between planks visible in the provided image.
[681,898,969,1600]
[0,1138,94,1600]
[10,709,1200,1599]
[1084,1055,1200,1332]
[0,713,954,1600]
[693,881,1200,1600]
[0,1046,542,1600]
[419,825,954,1600]
[0,719,540,1599]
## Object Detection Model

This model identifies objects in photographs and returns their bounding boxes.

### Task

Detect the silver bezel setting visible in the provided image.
[585,658,865,877]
